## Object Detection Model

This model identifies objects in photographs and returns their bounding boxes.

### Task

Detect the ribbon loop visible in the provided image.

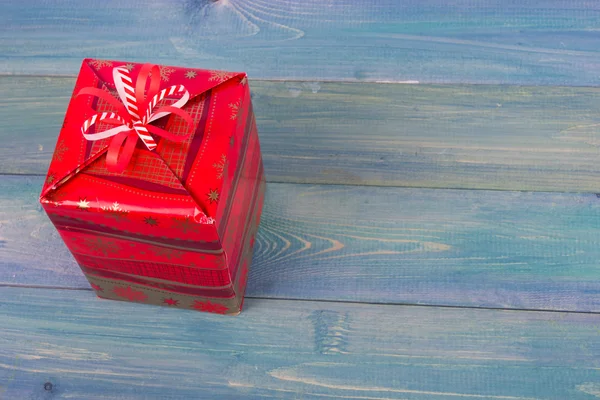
[78,63,193,172]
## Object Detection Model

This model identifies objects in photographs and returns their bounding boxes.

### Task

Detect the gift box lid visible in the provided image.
[40,59,251,229]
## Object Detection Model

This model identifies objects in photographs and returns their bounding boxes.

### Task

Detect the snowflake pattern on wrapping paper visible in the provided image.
[171,216,198,234]
[45,172,56,186]
[101,202,129,222]
[195,254,224,269]
[228,99,241,120]
[207,255,225,268]
[90,59,113,69]
[144,216,159,226]
[212,154,227,180]
[159,67,175,82]
[52,139,69,162]
[124,63,135,71]
[152,247,185,260]
[192,300,229,314]
[113,286,147,302]
[208,70,234,83]
[84,237,120,257]
[185,70,197,79]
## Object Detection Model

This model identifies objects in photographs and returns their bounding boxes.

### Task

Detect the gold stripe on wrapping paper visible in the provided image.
[85,274,242,315]
[84,267,232,289]
[71,251,227,273]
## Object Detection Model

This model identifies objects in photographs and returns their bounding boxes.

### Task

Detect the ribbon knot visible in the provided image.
[77,64,194,172]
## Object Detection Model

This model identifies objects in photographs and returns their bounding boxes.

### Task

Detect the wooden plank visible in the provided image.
[3,77,600,192]
[1,287,599,399]
[2,175,600,312]
[3,1,600,85]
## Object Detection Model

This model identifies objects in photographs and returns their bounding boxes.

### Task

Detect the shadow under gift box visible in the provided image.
[39,59,265,315]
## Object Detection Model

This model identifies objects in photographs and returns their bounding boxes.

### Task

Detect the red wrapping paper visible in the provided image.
[39,59,265,315]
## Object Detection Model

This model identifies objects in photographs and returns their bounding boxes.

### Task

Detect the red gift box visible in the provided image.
[39,59,265,315]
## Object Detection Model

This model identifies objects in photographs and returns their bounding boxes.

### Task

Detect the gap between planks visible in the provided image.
[5,73,600,89]
[0,73,424,85]
[1,284,599,316]
[2,172,598,196]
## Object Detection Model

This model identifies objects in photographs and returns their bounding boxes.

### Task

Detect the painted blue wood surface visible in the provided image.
[2,175,600,312]
[2,2,600,398]
[1,287,599,399]
[3,1,600,85]
[3,77,600,192]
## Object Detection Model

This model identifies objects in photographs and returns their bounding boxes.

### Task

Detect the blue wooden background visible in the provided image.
[1,1,600,399]
[3,0,600,86]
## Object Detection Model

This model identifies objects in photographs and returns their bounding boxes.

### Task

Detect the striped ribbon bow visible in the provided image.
[77,64,194,172]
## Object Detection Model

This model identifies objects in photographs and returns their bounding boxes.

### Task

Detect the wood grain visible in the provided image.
[1,286,599,399]
[3,175,600,312]
[3,77,600,192]
[3,0,600,85]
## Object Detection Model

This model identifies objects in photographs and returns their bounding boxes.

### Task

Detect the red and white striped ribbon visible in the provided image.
[144,84,189,124]
[131,122,156,151]
[112,67,156,150]
[113,67,140,121]
[79,64,191,153]
[81,112,129,141]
